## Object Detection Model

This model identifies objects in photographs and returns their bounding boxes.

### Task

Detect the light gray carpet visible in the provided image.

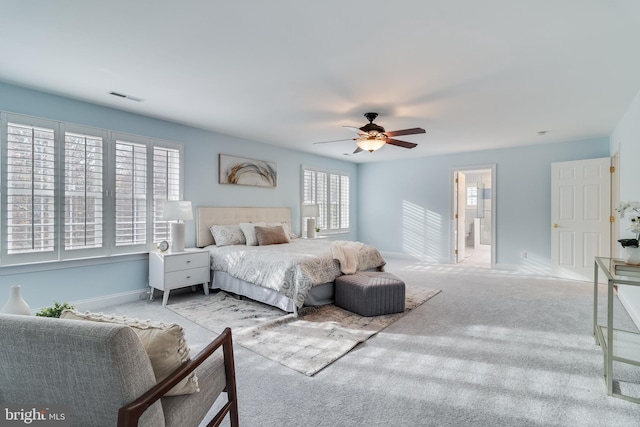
[165,287,440,376]
[100,257,640,427]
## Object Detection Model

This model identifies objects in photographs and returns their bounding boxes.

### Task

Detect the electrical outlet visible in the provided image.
[521,251,528,259]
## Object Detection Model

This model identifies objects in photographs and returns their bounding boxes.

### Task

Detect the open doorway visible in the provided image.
[453,166,495,268]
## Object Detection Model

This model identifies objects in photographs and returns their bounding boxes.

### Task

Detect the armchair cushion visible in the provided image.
[61,310,198,396]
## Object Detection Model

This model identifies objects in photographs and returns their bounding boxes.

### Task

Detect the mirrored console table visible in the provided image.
[593,257,640,404]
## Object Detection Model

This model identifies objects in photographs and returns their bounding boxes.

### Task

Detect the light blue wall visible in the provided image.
[0,83,357,310]
[611,88,640,325]
[357,138,610,272]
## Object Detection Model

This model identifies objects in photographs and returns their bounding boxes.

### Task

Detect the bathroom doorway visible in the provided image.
[453,166,495,268]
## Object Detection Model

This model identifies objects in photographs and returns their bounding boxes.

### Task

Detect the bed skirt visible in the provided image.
[211,271,334,313]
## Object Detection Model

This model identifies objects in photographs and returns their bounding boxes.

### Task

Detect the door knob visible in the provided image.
[553,223,559,228]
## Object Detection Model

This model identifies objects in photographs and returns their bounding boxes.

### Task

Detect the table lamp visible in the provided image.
[162,200,193,252]
[302,204,320,239]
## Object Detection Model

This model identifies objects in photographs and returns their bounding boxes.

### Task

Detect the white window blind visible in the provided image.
[64,131,104,250]
[5,122,56,255]
[317,172,328,230]
[340,174,350,229]
[115,140,147,247]
[302,167,349,234]
[152,146,181,243]
[1,112,184,266]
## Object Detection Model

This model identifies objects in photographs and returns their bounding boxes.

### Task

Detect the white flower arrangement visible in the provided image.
[616,201,640,247]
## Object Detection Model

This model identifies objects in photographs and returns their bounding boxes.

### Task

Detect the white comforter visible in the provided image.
[205,239,386,308]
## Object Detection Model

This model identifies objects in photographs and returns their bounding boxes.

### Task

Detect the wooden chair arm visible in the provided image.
[118,327,238,427]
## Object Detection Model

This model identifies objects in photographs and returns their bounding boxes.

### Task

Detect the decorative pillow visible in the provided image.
[239,222,266,246]
[267,222,297,239]
[60,310,198,396]
[255,225,289,246]
[209,224,246,246]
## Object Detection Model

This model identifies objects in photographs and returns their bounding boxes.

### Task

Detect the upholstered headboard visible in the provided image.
[196,206,292,247]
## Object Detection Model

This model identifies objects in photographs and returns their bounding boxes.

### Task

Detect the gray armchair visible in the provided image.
[0,313,238,427]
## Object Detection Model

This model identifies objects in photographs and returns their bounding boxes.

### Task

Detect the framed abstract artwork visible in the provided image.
[219,154,277,188]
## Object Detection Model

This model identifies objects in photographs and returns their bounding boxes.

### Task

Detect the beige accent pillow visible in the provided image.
[255,225,289,246]
[266,221,297,239]
[60,310,198,396]
[239,222,266,246]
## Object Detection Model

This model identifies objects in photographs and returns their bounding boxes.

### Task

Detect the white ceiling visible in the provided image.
[1,1,640,163]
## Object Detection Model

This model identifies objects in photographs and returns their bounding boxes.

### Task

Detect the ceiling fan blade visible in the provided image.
[386,138,418,149]
[353,147,363,154]
[313,138,356,145]
[384,127,426,138]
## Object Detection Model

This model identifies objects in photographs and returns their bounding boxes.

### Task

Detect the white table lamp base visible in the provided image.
[306,218,316,239]
[171,222,185,252]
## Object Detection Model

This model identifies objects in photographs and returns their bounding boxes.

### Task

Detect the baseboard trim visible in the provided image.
[380,251,449,263]
[66,289,148,312]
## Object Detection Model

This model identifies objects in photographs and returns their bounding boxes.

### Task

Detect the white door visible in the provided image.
[551,157,611,281]
[455,172,466,263]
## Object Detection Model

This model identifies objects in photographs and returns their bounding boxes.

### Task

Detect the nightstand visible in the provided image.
[149,248,210,306]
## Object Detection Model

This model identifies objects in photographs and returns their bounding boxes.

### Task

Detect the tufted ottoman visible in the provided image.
[334,271,406,316]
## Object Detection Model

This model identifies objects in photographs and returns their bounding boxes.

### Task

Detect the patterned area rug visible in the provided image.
[167,286,441,376]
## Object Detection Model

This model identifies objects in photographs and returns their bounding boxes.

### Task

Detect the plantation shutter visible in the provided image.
[63,130,104,253]
[329,173,340,229]
[152,146,181,243]
[303,169,315,204]
[3,120,57,262]
[301,167,349,234]
[115,140,147,247]
[340,174,349,229]
[1,112,185,266]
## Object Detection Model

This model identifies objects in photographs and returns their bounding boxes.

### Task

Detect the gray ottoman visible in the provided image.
[334,271,406,316]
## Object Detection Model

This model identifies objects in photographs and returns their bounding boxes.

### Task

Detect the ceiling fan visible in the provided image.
[314,112,426,153]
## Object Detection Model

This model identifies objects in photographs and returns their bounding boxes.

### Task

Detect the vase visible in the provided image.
[623,246,640,265]
[1,285,31,315]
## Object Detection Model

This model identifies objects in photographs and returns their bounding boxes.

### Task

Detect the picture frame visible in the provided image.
[218,154,277,188]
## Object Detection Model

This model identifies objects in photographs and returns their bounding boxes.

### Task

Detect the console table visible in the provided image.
[593,257,640,404]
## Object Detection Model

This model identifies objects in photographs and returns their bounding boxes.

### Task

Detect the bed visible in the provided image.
[196,206,386,313]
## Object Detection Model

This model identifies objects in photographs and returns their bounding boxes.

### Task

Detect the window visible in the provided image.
[114,138,147,249]
[4,121,57,262]
[1,112,183,266]
[467,186,478,206]
[64,128,104,253]
[152,146,181,243]
[302,166,350,234]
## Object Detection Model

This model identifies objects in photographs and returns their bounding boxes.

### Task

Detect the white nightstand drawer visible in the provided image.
[164,267,209,287]
[163,251,209,272]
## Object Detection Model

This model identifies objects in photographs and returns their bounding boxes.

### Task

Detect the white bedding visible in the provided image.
[206,238,386,308]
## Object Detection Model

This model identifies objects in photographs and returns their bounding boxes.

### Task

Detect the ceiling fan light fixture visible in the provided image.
[313,112,425,153]
[356,136,386,152]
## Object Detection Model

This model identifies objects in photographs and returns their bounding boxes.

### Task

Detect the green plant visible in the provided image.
[314,226,320,233]
[35,301,74,318]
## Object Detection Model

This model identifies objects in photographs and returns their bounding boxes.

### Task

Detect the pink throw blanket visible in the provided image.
[330,240,364,274]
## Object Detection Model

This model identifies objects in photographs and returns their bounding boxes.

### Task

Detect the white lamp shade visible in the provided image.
[356,137,386,152]
[302,204,319,218]
[162,200,193,221]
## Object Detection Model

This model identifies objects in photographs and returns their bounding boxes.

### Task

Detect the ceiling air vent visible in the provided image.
[109,91,144,102]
